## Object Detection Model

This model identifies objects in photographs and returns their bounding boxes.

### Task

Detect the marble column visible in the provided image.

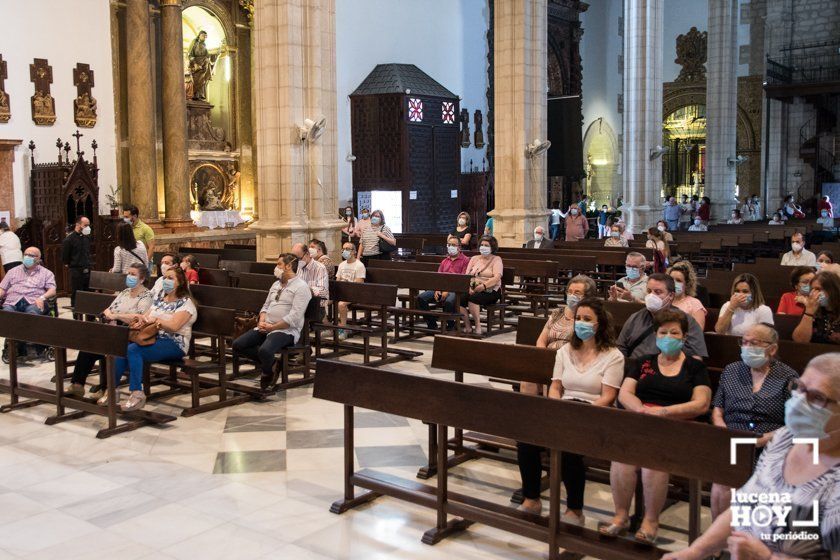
[490,0,549,247]
[622,0,663,233]
[250,0,343,261]
[705,0,739,221]
[125,0,158,222]
[160,0,191,228]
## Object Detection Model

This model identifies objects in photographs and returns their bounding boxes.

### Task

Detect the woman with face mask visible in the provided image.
[452,212,472,249]
[793,270,840,344]
[460,236,503,335]
[667,260,707,329]
[340,206,356,243]
[603,221,629,247]
[603,309,712,544]
[818,250,835,270]
[777,266,816,315]
[715,273,774,336]
[645,227,670,272]
[309,239,334,280]
[708,324,798,522]
[563,203,589,241]
[655,221,674,242]
[518,298,623,521]
[769,212,785,226]
[357,209,395,266]
[352,207,372,240]
[663,353,840,560]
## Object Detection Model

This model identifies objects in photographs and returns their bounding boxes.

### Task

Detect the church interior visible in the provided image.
[0,0,839,558]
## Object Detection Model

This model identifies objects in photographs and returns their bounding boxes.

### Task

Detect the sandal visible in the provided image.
[634,529,658,545]
[120,390,146,412]
[598,521,630,537]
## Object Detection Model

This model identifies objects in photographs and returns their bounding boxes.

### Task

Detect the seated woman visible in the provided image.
[309,238,335,280]
[777,265,816,315]
[709,323,797,522]
[517,298,623,521]
[818,249,835,270]
[461,235,503,336]
[335,241,366,340]
[727,209,744,224]
[768,212,784,226]
[714,273,774,336]
[604,222,629,247]
[667,260,707,329]
[688,218,708,232]
[655,220,674,242]
[180,254,199,285]
[452,211,473,250]
[602,309,712,544]
[793,270,840,344]
[663,353,840,560]
[68,263,154,399]
[101,266,197,411]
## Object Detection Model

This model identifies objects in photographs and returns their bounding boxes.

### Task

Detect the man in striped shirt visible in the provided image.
[291,243,329,315]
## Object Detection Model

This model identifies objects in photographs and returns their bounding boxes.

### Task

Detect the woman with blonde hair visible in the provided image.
[667,260,706,329]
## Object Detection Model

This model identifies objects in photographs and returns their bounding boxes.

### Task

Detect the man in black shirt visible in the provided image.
[61,215,92,308]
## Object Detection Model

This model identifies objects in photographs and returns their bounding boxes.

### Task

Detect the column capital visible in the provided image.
[160,0,182,7]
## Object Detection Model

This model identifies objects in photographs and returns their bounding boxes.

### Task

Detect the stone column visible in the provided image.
[250,0,344,261]
[160,0,191,228]
[705,0,739,221]
[490,0,549,247]
[125,0,158,222]
[622,0,663,233]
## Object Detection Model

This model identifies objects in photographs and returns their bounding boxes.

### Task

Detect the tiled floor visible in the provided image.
[0,299,702,559]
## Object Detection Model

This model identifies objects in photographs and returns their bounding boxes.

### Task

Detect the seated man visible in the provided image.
[780,231,817,266]
[232,254,312,390]
[417,235,470,330]
[335,241,366,340]
[525,226,548,249]
[291,242,329,318]
[617,273,708,359]
[151,253,179,299]
[608,251,648,304]
[0,247,57,359]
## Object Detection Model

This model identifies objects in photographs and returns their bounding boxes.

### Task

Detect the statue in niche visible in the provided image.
[459,108,471,148]
[473,110,484,149]
[200,177,226,210]
[188,30,212,101]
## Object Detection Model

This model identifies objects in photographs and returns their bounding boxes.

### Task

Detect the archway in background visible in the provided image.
[582,118,619,206]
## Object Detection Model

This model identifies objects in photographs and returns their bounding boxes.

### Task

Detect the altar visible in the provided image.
[191,209,245,229]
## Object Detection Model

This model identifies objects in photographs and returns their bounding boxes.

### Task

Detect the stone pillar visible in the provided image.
[250,0,343,261]
[622,0,663,233]
[490,0,549,247]
[705,0,739,221]
[160,0,191,228]
[125,0,158,222]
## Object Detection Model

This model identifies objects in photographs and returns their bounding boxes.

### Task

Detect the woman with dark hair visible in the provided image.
[817,250,835,269]
[793,270,840,344]
[110,222,148,274]
[101,265,196,411]
[461,235,503,335]
[536,275,598,351]
[340,205,356,243]
[727,208,744,224]
[645,227,669,272]
[357,209,395,265]
[452,211,472,249]
[697,196,711,224]
[602,308,711,544]
[714,273,774,336]
[517,298,623,520]
[777,265,816,315]
[667,260,706,328]
[309,238,335,279]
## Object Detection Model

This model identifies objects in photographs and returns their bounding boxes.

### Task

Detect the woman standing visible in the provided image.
[646,227,670,272]
[697,196,711,225]
[452,212,473,250]
[340,206,357,243]
[110,222,149,274]
[714,273,774,336]
[461,236,503,335]
[357,209,395,265]
[0,221,22,272]
[667,260,707,329]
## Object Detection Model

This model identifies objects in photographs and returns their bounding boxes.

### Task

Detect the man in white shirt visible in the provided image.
[526,226,547,249]
[291,242,329,315]
[608,252,649,303]
[335,242,366,339]
[0,220,22,272]
[232,254,312,390]
[780,232,817,266]
[549,204,562,240]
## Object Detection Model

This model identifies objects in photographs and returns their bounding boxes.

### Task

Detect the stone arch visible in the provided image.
[582,118,619,204]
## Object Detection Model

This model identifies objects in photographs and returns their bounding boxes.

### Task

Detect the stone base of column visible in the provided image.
[162,218,197,232]
[250,217,345,262]
[489,208,551,248]
[620,204,660,235]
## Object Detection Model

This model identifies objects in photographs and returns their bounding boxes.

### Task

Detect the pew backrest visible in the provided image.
[366,268,472,293]
[191,284,268,313]
[0,310,129,357]
[431,335,555,385]
[236,272,276,291]
[89,271,127,293]
[197,268,231,287]
[74,290,117,316]
[329,280,398,306]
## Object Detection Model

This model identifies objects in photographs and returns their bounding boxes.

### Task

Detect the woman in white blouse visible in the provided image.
[517,298,624,522]
[714,273,774,336]
[110,222,149,274]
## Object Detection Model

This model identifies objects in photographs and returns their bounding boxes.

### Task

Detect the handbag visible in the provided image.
[128,318,159,346]
[378,232,397,254]
[233,311,258,338]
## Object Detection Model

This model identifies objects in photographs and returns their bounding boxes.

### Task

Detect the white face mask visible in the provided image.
[570,209,579,216]
[694,219,702,225]
[81,226,91,236]
[308,247,318,257]
[274,266,284,279]
[792,242,803,253]
[534,232,543,241]
[645,292,665,313]
[458,218,466,226]
[160,263,171,274]
[479,245,491,256]
[657,225,665,232]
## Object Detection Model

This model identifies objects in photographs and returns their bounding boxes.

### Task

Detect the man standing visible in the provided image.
[780,232,817,266]
[61,215,92,308]
[662,196,681,232]
[123,205,155,259]
[526,226,548,249]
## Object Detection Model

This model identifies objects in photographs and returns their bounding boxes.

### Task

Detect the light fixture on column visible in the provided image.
[346,153,356,162]
[525,138,551,158]
[298,117,326,142]
[727,155,748,167]
[298,116,327,218]
[649,145,669,160]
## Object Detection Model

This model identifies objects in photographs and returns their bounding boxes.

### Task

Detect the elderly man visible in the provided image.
[232,254,312,390]
[780,232,816,266]
[291,242,329,315]
[617,273,707,359]
[526,226,548,249]
[608,251,649,303]
[0,247,57,359]
[662,196,681,232]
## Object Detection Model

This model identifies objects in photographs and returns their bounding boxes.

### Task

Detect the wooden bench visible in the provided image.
[236,272,276,291]
[0,310,177,438]
[197,267,231,287]
[367,259,441,273]
[89,270,127,293]
[314,358,755,560]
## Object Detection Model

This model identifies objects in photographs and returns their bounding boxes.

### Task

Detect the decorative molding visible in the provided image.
[0,55,9,123]
[674,27,708,83]
[29,58,55,126]
[73,63,97,128]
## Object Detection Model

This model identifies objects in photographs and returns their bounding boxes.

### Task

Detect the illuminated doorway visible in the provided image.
[662,104,706,199]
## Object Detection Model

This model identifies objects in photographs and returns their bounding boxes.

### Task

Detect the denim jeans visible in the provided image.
[549,224,561,241]
[113,337,184,392]
[667,219,679,232]
[3,299,49,354]
[416,291,457,329]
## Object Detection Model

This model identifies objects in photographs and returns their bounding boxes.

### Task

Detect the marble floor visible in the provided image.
[0,299,703,559]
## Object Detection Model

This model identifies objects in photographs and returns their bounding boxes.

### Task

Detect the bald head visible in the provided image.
[24,247,41,259]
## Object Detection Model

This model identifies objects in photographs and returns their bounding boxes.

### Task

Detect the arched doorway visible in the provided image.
[662,104,706,199]
[582,118,619,205]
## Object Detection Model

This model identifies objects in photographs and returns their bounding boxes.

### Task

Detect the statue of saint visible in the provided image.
[188,30,212,101]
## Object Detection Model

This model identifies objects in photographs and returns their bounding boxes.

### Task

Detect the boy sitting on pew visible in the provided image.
[335,242,366,340]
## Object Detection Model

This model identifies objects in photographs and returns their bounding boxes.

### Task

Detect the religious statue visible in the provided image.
[200,177,226,210]
[32,90,55,125]
[188,30,212,101]
[674,27,708,83]
[473,110,484,149]
[74,92,97,128]
[0,55,9,123]
[459,108,471,149]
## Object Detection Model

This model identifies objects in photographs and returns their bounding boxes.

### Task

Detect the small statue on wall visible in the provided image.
[473,110,484,149]
[188,30,212,101]
[460,108,471,148]
[73,63,97,128]
[29,58,56,126]
[0,55,9,123]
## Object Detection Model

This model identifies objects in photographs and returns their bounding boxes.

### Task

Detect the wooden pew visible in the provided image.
[0,310,176,438]
[236,272,276,291]
[704,333,836,375]
[315,359,755,559]
[191,284,267,312]
[89,270,126,293]
[186,253,220,270]
[197,267,231,287]
[367,259,441,273]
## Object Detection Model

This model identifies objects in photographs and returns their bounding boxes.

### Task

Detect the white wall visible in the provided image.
[580,0,623,141]
[0,0,117,221]
[335,0,489,204]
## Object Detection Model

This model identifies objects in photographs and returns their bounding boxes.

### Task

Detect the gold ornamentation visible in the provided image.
[74,93,97,128]
[0,55,9,123]
[238,0,253,23]
[31,90,56,125]
[674,27,707,83]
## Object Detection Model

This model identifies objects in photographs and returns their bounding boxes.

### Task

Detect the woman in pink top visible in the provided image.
[563,203,589,241]
[461,236,504,335]
[667,260,707,329]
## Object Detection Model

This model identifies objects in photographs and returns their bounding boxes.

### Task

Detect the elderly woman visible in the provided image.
[563,203,589,241]
[68,263,154,399]
[709,323,798,521]
[777,265,816,316]
[793,270,840,344]
[604,221,629,247]
[601,309,712,544]
[664,353,840,560]
[461,235,503,336]
[667,260,707,329]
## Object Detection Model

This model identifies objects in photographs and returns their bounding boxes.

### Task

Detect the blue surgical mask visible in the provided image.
[626,266,640,280]
[361,213,369,220]
[123,217,132,224]
[447,245,459,257]
[479,245,492,256]
[800,284,811,295]
[817,262,825,271]
[22,256,36,268]
[566,294,581,309]
[674,281,684,295]
[741,346,769,369]
[126,275,139,289]
[574,321,596,341]
[610,231,620,238]
[342,250,352,260]
[162,278,175,294]
[785,391,832,439]
[819,293,829,308]
[570,209,579,216]
[743,294,753,306]
[371,216,381,226]
[656,336,684,356]
[822,211,829,218]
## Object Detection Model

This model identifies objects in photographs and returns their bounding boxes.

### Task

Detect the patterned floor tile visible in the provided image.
[213,449,287,474]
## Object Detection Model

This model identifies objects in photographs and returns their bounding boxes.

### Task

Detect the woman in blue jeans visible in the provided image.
[100,265,197,411]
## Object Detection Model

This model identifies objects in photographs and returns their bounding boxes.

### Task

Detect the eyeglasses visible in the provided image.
[738,338,773,348]
[23,253,39,258]
[788,379,838,409]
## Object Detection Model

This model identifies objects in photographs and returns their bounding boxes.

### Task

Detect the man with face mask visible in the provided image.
[61,215,92,308]
[417,235,470,330]
[122,205,155,258]
[662,196,681,232]
[0,247,57,359]
[232,254,312,390]
[616,273,707,359]
[562,203,589,241]
[608,252,649,303]
[526,226,547,249]
[781,231,817,266]
[292,242,329,318]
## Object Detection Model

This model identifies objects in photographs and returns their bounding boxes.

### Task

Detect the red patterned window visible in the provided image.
[441,102,455,124]
[408,98,423,122]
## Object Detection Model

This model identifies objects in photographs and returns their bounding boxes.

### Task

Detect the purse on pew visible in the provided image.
[233,311,258,338]
[128,318,159,346]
